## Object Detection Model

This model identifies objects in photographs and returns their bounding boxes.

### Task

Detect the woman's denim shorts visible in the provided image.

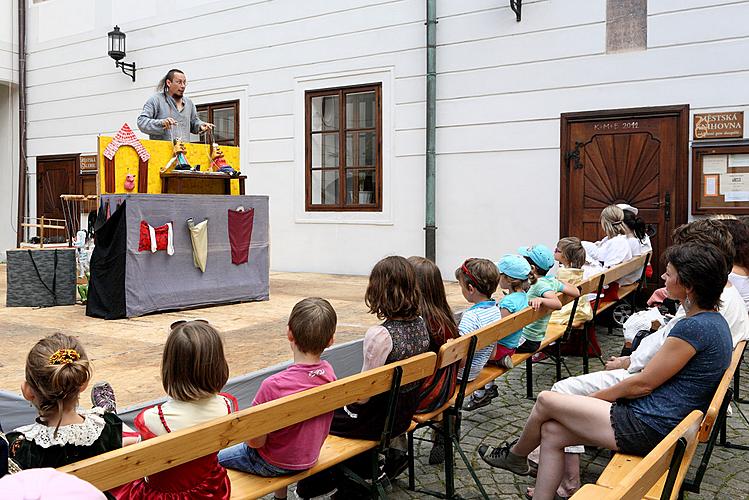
[610,401,666,456]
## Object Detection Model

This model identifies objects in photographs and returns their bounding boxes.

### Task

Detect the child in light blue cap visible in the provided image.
[491,254,532,365]
[472,255,532,409]
[517,244,580,353]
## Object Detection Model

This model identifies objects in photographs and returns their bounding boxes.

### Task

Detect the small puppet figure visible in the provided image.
[162,138,191,173]
[124,173,136,191]
[210,143,239,177]
[173,138,191,170]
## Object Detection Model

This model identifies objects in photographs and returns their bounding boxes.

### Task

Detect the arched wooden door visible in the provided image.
[560,105,690,287]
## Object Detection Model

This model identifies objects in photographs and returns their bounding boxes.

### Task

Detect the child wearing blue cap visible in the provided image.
[470,255,532,410]
[517,244,580,354]
[491,254,531,366]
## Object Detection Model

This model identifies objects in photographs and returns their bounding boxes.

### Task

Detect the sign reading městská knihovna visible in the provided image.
[694,112,744,140]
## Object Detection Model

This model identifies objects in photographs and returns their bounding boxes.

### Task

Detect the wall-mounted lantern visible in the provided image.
[108,26,136,82]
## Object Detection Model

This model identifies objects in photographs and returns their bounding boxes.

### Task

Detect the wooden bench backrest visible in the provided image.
[463,283,585,353]
[602,252,650,286]
[609,410,703,500]
[437,330,475,369]
[698,340,746,442]
[59,352,437,491]
[579,275,603,296]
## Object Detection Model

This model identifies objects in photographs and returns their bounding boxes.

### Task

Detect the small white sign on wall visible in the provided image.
[720,173,749,202]
[702,155,727,174]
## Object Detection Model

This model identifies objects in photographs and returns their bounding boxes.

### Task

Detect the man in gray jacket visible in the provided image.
[137,68,213,141]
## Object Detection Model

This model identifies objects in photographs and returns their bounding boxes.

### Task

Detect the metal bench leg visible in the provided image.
[526,356,534,399]
[444,413,457,499]
[448,410,489,500]
[555,341,562,381]
[719,401,749,451]
[583,324,590,374]
[683,388,734,494]
[407,430,416,490]
[733,353,749,404]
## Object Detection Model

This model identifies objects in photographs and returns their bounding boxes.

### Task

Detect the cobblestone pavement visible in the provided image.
[282,324,749,499]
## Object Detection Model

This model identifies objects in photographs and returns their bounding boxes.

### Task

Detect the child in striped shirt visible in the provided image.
[454,258,502,411]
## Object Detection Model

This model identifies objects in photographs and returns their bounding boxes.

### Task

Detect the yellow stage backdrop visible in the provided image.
[97,136,241,195]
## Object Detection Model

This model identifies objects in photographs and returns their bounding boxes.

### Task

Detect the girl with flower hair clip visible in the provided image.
[7,333,123,469]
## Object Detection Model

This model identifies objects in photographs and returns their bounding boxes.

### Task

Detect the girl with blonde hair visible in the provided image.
[582,205,633,269]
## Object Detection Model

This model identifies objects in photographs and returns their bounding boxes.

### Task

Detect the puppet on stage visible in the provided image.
[162,138,191,173]
[210,143,239,177]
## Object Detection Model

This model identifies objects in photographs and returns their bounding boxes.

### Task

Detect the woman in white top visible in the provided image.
[619,204,652,256]
[619,204,652,285]
[582,205,633,269]
[721,218,749,311]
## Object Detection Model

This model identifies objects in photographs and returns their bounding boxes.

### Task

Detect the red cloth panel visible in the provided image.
[227,209,254,265]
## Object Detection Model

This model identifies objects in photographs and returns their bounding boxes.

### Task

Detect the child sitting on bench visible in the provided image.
[476,255,533,410]
[7,333,123,470]
[549,237,597,326]
[219,298,338,500]
[517,244,580,353]
[455,258,503,411]
[111,321,237,500]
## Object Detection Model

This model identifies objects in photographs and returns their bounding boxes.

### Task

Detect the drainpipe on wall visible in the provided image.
[425,0,437,262]
[16,0,27,247]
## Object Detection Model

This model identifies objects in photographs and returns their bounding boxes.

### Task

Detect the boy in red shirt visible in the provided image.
[218,297,338,500]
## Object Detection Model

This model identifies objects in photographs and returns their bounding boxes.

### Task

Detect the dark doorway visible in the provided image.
[36,155,78,241]
[560,105,690,288]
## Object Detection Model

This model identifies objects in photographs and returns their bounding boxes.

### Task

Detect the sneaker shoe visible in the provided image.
[478,441,530,475]
[498,355,514,369]
[295,472,338,500]
[463,392,493,411]
[531,352,548,363]
[91,381,116,413]
[485,385,499,399]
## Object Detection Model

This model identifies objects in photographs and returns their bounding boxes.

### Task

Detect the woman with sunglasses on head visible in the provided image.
[479,242,732,500]
[111,320,237,500]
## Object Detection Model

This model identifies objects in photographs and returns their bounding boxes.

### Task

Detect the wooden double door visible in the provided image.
[560,105,690,286]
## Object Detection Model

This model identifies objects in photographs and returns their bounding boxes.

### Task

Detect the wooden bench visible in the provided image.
[571,410,703,500]
[406,328,484,499]
[58,352,437,499]
[404,290,584,499]
[577,340,746,499]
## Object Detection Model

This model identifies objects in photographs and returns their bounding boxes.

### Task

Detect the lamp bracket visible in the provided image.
[510,0,522,22]
[116,60,136,82]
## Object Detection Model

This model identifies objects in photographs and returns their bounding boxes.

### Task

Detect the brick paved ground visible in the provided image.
[283,323,749,499]
[385,325,749,499]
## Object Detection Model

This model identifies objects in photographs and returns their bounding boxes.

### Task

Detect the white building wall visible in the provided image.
[0,83,20,259]
[20,0,749,275]
[0,0,19,259]
[0,0,18,84]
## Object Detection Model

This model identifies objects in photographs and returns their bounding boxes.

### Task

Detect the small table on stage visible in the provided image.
[160,171,247,195]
